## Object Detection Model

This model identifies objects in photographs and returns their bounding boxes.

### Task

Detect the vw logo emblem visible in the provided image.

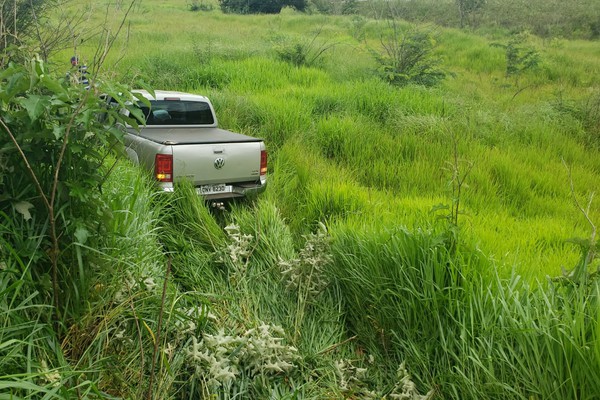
[214,157,225,169]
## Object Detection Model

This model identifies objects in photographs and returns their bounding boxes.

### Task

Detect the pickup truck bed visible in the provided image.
[120,90,267,200]
[133,127,263,145]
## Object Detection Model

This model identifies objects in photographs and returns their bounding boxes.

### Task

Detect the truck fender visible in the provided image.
[126,147,140,165]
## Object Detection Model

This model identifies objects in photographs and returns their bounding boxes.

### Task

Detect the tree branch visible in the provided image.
[0,116,50,211]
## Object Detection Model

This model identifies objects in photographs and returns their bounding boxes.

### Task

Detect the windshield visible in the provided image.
[138,100,215,125]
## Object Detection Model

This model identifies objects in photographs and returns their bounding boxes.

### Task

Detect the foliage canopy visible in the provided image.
[219,0,307,14]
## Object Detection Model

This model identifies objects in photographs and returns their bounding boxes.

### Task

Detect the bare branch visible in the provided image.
[0,116,50,211]
[92,0,138,76]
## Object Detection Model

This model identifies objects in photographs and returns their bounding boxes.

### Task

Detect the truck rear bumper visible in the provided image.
[158,181,266,200]
[200,181,266,200]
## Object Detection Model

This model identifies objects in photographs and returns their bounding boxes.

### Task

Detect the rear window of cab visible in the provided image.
[138,100,215,125]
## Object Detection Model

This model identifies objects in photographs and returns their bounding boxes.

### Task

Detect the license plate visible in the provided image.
[197,184,231,195]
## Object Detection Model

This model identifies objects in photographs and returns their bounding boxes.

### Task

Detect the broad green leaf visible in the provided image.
[132,91,151,108]
[40,75,67,99]
[6,71,29,99]
[127,106,146,125]
[14,201,34,220]
[50,98,67,107]
[33,56,45,76]
[108,125,125,141]
[52,125,65,140]
[70,143,83,154]
[76,108,94,126]
[18,95,50,121]
[0,63,17,81]
[74,227,90,244]
[135,79,155,100]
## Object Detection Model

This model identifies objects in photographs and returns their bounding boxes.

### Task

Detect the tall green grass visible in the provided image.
[0,189,71,395]
[329,224,600,399]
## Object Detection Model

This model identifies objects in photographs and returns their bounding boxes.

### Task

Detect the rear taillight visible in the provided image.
[155,154,173,182]
[260,150,267,176]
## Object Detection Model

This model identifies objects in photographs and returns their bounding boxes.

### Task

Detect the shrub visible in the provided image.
[187,0,214,11]
[219,0,306,14]
[272,28,339,67]
[0,48,149,319]
[491,32,540,79]
[370,23,447,87]
[310,0,358,15]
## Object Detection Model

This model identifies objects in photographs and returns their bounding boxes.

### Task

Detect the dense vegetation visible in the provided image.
[1,0,599,398]
[351,0,600,40]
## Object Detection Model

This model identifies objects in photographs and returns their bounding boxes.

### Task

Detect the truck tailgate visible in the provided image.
[172,141,263,186]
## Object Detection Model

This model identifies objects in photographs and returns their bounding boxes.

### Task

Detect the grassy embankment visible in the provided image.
[2,0,598,398]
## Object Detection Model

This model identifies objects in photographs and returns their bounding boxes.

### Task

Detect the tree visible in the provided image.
[0,47,150,322]
[491,32,540,81]
[370,22,447,87]
[456,0,486,28]
[0,0,100,62]
[0,0,51,52]
[219,0,306,14]
[0,0,148,325]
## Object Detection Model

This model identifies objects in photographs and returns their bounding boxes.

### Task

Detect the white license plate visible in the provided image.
[197,184,231,195]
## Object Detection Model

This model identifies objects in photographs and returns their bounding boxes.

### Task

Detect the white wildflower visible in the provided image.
[114,328,126,340]
[143,277,157,291]
[334,358,375,394]
[388,362,435,400]
[163,342,175,357]
[279,223,332,297]
[221,224,254,276]
[14,201,34,220]
[186,323,298,389]
[39,360,61,387]
[207,311,218,321]
[114,274,137,302]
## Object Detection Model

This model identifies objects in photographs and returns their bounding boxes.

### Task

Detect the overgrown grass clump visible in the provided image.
[330,224,600,399]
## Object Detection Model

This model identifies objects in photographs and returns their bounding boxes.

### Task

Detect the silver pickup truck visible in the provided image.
[120,90,267,202]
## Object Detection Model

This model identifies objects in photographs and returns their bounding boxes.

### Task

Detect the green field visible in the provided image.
[1,0,600,398]
[70,0,600,280]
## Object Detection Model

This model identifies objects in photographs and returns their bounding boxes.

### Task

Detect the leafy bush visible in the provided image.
[370,24,447,87]
[350,15,367,40]
[272,29,338,67]
[552,90,600,149]
[0,48,148,318]
[187,0,214,11]
[364,0,600,40]
[456,0,486,28]
[579,91,600,148]
[310,0,359,15]
[278,222,331,297]
[491,32,540,79]
[219,0,306,14]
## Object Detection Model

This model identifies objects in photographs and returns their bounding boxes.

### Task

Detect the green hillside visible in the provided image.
[1,0,599,398]
[78,1,600,280]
